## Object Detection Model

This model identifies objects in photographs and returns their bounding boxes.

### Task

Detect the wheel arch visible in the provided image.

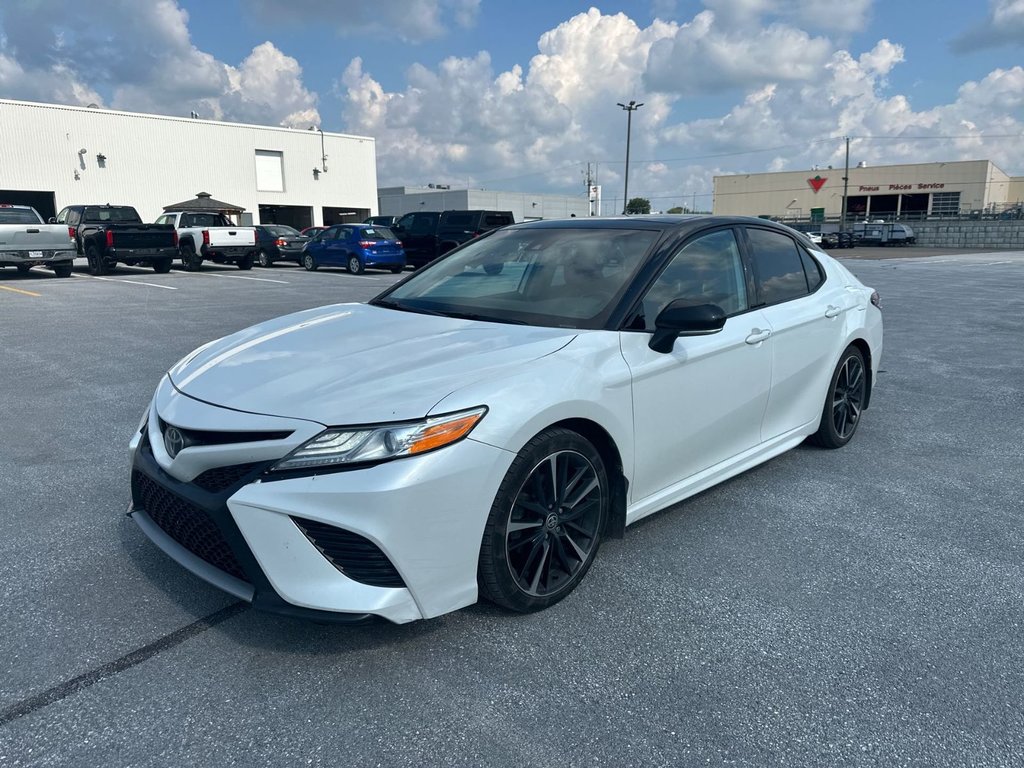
[847,337,874,409]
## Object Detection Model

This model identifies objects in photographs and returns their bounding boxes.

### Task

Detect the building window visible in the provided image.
[255,150,285,192]
[931,191,960,215]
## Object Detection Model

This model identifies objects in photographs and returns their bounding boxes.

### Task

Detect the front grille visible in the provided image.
[292,517,406,588]
[192,463,263,493]
[159,419,292,448]
[133,470,248,582]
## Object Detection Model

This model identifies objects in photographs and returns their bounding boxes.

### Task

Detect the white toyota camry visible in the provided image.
[129,216,882,623]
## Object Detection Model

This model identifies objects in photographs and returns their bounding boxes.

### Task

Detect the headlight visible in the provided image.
[270,407,487,472]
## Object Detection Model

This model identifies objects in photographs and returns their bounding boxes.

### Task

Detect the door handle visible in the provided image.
[745,328,771,345]
[825,305,841,318]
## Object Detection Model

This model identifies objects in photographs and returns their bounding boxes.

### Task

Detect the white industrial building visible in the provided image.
[378,185,593,222]
[713,159,1024,220]
[0,98,378,229]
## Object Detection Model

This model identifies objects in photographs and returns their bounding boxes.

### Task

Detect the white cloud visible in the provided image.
[248,0,479,43]
[0,0,319,127]
[951,0,1024,52]
[644,10,834,95]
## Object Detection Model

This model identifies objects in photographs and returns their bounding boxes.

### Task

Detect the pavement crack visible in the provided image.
[0,602,247,727]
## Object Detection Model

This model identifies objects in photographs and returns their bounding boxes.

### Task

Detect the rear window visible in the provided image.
[0,208,42,224]
[83,207,142,223]
[265,226,300,237]
[443,213,475,227]
[362,227,395,240]
[484,214,512,226]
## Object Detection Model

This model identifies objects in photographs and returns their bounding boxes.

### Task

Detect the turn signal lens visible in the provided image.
[408,412,485,454]
[870,290,881,309]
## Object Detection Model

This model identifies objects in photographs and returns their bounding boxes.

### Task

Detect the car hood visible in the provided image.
[168,303,578,425]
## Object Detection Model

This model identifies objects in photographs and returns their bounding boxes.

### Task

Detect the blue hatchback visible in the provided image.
[302,224,406,274]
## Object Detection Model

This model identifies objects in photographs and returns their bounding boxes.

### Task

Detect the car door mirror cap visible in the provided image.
[649,300,727,353]
[48,216,58,224]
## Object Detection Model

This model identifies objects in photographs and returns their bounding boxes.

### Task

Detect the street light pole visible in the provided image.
[617,100,643,214]
[841,136,850,231]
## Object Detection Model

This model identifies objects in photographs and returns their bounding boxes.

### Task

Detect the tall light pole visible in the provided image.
[617,100,643,214]
[841,135,850,231]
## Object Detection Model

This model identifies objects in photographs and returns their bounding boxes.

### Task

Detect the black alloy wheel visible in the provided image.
[180,244,200,272]
[347,255,365,275]
[302,253,318,271]
[86,245,108,276]
[809,346,867,449]
[479,428,608,612]
[257,250,272,268]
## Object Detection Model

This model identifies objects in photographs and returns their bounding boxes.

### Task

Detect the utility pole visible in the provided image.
[617,100,643,214]
[584,162,594,216]
[841,136,850,231]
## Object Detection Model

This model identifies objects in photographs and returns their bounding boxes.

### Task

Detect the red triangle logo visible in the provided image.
[808,176,827,193]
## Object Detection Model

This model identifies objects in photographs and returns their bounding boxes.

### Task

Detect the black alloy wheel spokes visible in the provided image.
[505,450,602,597]
[832,355,866,439]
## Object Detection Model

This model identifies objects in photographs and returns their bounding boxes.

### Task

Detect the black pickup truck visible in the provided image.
[392,209,514,268]
[55,205,178,275]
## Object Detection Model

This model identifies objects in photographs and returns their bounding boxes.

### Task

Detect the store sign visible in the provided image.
[857,183,946,192]
[807,175,827,193]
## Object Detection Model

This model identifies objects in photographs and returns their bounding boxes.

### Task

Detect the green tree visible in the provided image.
[626,197,651,214]
[666,206,685,214]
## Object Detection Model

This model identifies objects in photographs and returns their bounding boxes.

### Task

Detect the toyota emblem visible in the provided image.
[164,426,186,459]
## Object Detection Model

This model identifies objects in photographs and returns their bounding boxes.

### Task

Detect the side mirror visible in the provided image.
[48,217,57,224]
[649,300,726,353]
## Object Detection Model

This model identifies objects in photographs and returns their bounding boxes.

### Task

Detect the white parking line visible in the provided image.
[73,274,177,290]
[205,273,290,284]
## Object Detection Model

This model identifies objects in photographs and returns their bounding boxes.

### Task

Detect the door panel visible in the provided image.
[620,312,773,503]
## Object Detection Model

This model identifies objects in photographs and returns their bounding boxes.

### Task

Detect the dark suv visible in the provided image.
[393,209,514,268]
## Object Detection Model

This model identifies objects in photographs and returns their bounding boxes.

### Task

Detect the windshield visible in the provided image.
[83,207,141,223]
[266,226,300,237]
[374,227,659,329]
[0,208,42,224]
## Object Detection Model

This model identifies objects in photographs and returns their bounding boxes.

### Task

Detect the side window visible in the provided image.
[56,209,68,224]
[396,214,415,230]
[411,215,433,235]
[630,229,748,331]
[746,228,809,305]
[68,209,81,226]
[799,248,824,292]
[324,227,342,240]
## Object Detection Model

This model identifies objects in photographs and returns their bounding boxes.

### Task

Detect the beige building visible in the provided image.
[714,159,1024,220]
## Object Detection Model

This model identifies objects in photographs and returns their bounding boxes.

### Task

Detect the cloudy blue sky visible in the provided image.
[1,0,1022,211]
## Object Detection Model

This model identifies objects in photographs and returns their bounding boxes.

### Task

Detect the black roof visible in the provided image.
[162,192,245,215]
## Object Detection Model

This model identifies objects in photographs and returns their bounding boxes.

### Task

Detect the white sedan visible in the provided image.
[129,216,882,623]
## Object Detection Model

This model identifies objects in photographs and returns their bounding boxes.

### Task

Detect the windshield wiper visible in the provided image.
[440,310,527,325]
[372,298,446,317]
[372,299,525,324]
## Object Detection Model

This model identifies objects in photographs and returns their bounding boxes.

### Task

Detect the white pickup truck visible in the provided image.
[0,204,76,277]
[154,211,257,271]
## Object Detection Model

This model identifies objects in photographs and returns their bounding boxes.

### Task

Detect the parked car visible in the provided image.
[392,209,514,268]
[835,231,855,249]
[0,204,76,277]
[818,232,840,249]
[155,211,257,271]
[302,224,405,274]
[55,204,178,274]
[128,215,882,624]
[364,215,399,227]
[253,225,310,266]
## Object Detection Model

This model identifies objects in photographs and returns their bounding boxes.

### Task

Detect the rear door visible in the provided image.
[742,226,849,440]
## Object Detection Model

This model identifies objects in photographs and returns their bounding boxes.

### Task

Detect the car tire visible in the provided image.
[53,263,73,278]
[478,427,609,613]
[257,250,273,268]
[808,346,867,449]
[86,245,109,276]
[237,254,254,270]
[302,253,318,271]
[347,256,365,275]
[16,264,31,275]
[390,266,404,274]
[180,244,201,271]
[152,258,172,274]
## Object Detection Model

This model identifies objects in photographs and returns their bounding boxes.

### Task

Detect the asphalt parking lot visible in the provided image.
[1,250,1023,766]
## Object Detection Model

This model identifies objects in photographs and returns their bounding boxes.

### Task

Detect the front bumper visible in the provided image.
[363,252,406,267]
[128,380,513,623]
[1,248,75,266]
